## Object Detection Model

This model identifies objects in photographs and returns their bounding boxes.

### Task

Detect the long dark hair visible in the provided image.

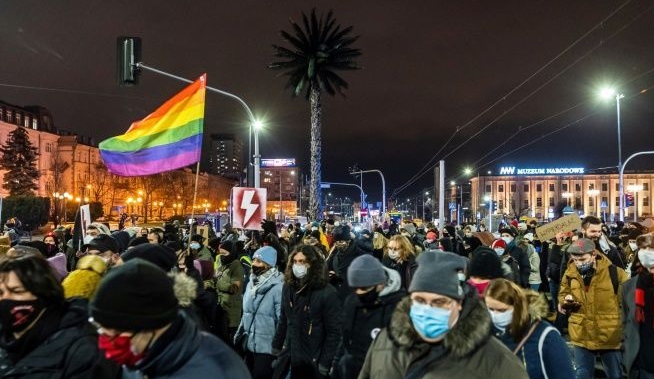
[284,244,326,290]
[0,252,64,307]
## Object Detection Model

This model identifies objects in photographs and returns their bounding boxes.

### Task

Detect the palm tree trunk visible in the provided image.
[309,86,322,220]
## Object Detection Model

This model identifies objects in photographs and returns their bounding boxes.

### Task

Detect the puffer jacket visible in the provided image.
[358,295,527,379]
[122,312,251,379]
[492,290,574,379]
[0,301,118,378]
[234,269,283,354]
[558,253,628,350]
[215,258,244,328]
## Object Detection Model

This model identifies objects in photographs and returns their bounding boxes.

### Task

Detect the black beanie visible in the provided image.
[121,243,177,272]
[469,247,504,279]
[332,225,351,242]
[90,259,178,331]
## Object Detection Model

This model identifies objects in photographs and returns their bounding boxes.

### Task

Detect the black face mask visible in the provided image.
[252,265,267,277]
[0,299,44,334]
[356,288,380,305]
[220,254,236,266]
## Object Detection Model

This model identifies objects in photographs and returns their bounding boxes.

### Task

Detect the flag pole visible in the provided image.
[187,161,201,255]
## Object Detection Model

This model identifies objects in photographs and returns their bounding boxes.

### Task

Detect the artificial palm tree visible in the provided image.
[270,8,361,220]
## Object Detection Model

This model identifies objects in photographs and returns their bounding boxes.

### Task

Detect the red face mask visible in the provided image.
[98,334,144,367]
[468,280,490,298]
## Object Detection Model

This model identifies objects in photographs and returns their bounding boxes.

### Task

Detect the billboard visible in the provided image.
[498,166,585,175]
[261,158,296,167]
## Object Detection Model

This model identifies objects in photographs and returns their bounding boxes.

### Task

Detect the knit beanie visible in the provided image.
[253,246,277,267]
[409,251,466,299]
[469,247,504,279]
[491,239,507,250]
[62,268,103,299]
[121,243,177,272]
[89,222,110,236]
[90,259,178,331]
[347,254,386,287]
[332,225,351,242]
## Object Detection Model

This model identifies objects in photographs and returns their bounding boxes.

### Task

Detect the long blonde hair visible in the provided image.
[387,235,415,261]
[484,278,530,341]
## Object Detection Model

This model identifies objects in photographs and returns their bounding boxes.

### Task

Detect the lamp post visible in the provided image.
[600,88,625,221]
[628,184,643,222]
[484,195,492,232]
[423,191,429,221]
[253,120,263,188]
[587,189,600,217]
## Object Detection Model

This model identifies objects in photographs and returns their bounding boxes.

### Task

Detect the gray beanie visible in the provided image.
[409,250,465,299]
[347,254,386,287]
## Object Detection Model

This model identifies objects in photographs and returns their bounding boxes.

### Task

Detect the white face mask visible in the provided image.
[83,235,94,245]
[292,263,308,279]
[388,249,400,260]
[190,242,201,250]
[489,309,513,331]
[501,236,513,245]
[638,248,654,269]
[457,272,466,282]
[629,242,638,252]
[494,248,505,256]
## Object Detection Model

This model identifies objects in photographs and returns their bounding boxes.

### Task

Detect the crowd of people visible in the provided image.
[0,215,650,378]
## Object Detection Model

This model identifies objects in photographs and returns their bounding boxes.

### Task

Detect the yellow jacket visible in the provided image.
[558,253,628,350]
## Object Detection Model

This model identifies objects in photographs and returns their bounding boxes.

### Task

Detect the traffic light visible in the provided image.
[625,193,634,207]
[117,37,141,86]
[492,200,498,210]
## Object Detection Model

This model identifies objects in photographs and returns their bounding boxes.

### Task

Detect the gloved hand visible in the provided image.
[271,347,282,357]
[318,364,330,379]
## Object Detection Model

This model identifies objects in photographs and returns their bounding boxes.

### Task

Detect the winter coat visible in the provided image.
[382,255,418,291]
[326,242,370,302]
[621,276,639,379]
[546,244,565,284]
[358,295,527,379]
[507,243,531,287]
[235,269,284,354]
[558,253,629,350]
[215,258,244,328]
[336,268,405,379]
[272,283,342,371]
[0,301,118,379]
[122,312,251,379]
[492,291,574,379]
[525,244,541,286]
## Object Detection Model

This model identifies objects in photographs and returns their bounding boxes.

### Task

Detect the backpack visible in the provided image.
[502,256,521,284]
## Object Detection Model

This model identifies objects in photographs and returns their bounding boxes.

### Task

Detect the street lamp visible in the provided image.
[587,189,600,217]
[423,191,429,221]
[252,120,263,188]
[600,87,625,221]
[627,184,643,222]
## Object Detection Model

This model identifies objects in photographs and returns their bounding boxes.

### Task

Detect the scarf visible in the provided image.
[635,271,654,325]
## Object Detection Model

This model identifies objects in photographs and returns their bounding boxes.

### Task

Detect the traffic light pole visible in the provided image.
[134,63,261,188]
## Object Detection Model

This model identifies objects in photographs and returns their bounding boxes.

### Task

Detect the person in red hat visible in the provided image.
[492,239,520,285]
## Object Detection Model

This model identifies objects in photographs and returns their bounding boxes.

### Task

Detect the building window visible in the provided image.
[499,200,504,209]
[588,183,595,190]
[523,199,529,207]
[523,184,529,192]
[263,178,271,183]
[485,184,491,193]
[616,183,620,191]
[536,197,542,207]
[45,143,51,153]
[562,183,568,192]
[589,197,594,206]
[644,183,649,191]
[615,197,620,206]
[575,197,582,207]
[602,183,608,192]
[575,184,581,192]
[498,185,504,192]
[644,197,650,207]
[510,184,516,192]
[32,119,38,129]
[549,197,555,206]
[602,196,608,206]
[549,183,554,192]
[536,184,542,192]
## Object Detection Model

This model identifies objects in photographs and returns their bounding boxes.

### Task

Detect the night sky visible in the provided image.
[1,1,653,204]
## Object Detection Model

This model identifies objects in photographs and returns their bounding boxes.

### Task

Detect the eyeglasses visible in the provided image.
[411,296,455,310]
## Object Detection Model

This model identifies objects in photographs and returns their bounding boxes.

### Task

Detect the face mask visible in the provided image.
[629,242,638,252]
[251,265,267,276]
[638,249,654,269]
[494,248,505,256]
[388,249,400,260]
[45,244,58,257]
[189,242,201,250]
[576,261,594,274]
[220,254,235,266]
[292,263,308,279]
[457,272,466,282]
[469,280,490,295]
[464,232,472,238]
[409,302,452,340]
[0,299,44,334]
[489,309,514,331]
[98,334,144,367]
[357,288,380,305]
[501,236,513,245]
[83,235,94,245]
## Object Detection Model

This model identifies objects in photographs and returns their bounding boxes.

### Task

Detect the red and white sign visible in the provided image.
[232,187,267,230]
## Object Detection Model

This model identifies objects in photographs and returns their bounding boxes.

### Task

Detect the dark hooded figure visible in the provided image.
[326,225,370,302]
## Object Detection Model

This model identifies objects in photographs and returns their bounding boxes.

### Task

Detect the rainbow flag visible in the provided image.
[99,74,206,176]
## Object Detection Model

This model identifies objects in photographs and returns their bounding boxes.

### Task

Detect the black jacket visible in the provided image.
[0,301,118,379]
[326,243,369,302]
[272,283,342,371]
[507,244,530,288]
[547,244,565,284]
[124,312,251,378]
[382,255,418,291]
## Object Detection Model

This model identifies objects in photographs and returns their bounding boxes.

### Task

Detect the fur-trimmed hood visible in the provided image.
[525,289,549,320]
[168,272,198,307]
[389,292,491,358]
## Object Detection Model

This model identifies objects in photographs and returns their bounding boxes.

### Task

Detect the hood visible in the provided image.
[389,292,491,359]
[169,272,197,307]
[379,266,402,297]
[525,289,549,320]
